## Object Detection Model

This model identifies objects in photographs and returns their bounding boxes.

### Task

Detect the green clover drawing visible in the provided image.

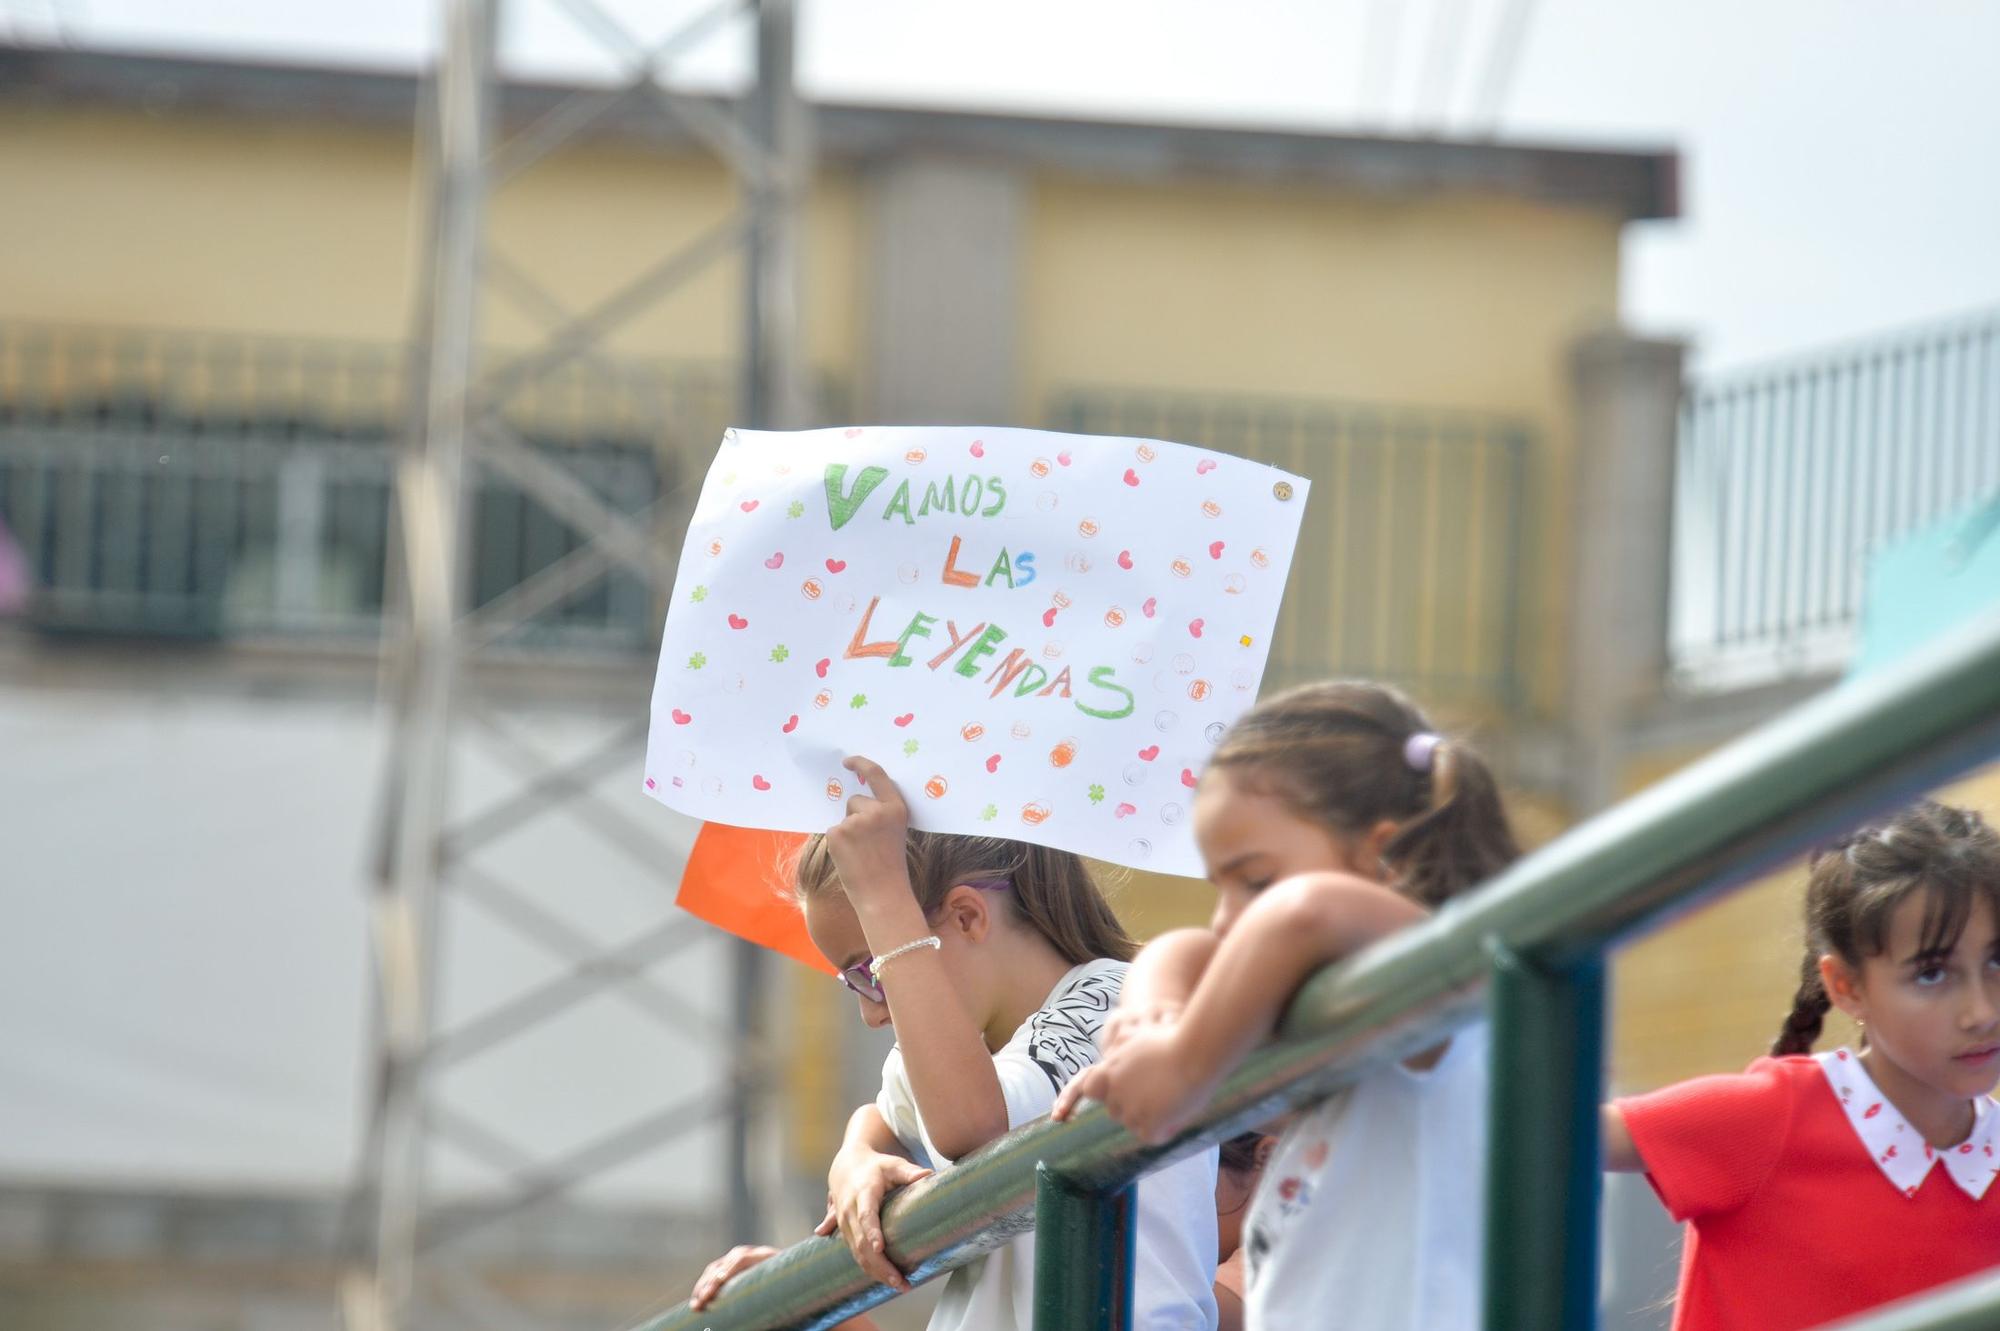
[786,500,805,519]
[686,652,707,670]
[902,739,920,757]
[770,644,790,663]
[979,803,998,822]
[1087,784,1106,805]
[849,693,868,709]
[690,585,708,603]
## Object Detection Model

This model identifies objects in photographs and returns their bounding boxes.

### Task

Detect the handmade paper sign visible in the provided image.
[643,426,1308,876]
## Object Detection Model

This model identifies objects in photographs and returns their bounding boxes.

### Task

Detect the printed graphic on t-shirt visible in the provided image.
[1025,969,1121,1091]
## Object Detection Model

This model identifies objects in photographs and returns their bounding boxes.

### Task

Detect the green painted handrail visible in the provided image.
[639,611,2000,1331]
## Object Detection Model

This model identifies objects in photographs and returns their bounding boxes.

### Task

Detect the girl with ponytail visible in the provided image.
[1604,800,2000,1331]
[1053,680,1519,1331]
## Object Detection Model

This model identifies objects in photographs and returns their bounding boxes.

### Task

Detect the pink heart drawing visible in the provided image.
[645,777,657,790]
[969,440,986,458]
[1209,541,1225,559]
[764,551,784,569]
[740,499,759,512]
[825,558,847,574]
[1057,451,1073,467]
[1117,550,1134,570]
[894,713,915,727]
[815,658,831,678]
[1138,744,1160,761]
[1196,458,1217,475]
[986,754,1003,773]
[752,774,772,791]
[728,613,749,630]
[1042,607,1059,628]
[782,714,799,734]
[1180,768,1199,788]
[1142,597,1158,618]
[844,428,864,438]
[672,708,692,725]
[1114,802,1138,819]
[671,776,685,788]
[1122,468,1140,487]
[1188,617,1205,638]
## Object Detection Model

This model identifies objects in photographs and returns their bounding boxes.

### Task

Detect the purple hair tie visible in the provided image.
[1403,732,1443,773]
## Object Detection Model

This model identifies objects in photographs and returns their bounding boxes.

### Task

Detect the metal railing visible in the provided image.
[649,608,2000,1331]
[1672,306,2000,691]
[1051,390,1533,710]
[0,322,772,650]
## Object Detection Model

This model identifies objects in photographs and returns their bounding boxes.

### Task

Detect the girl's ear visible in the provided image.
[1358,819,1401,882]
[1251,1134,1277,1172]
[1818,952,1866,1022]
[940,884,993,944]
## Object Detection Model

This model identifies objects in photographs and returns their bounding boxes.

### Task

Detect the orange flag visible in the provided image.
[676,822,832,975]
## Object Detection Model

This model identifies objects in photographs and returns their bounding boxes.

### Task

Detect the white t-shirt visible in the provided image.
[876,957,1221,1331]
[1242,1020,1490,1331]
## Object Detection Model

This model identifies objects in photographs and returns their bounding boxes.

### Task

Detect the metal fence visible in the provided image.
[0,323,759,651]
[1051,390,1534,710]
[1672,307,2000,691]
[640,584,2000,1331]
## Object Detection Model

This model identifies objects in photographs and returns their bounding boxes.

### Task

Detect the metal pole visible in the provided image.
[374,0,494,1322]
[1481,942,1605,1331]
[723,0,805,1249]
[1031,1167,1135,1331]
[744,0,807,434]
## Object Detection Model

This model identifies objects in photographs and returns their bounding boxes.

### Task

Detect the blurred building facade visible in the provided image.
[5,37,1994,1331]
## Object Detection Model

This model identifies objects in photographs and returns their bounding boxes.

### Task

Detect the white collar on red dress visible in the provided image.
[1815,1047,2000,1200]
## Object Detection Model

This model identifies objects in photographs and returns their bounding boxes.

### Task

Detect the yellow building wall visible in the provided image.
[0,106,864,376]
[1610,756,2000,1094]
[1021,177,1626,719]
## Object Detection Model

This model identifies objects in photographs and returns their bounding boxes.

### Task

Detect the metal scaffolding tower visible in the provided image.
[342,2,807,1327]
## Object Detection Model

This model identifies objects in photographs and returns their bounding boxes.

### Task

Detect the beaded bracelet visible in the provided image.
[868,934,942,984]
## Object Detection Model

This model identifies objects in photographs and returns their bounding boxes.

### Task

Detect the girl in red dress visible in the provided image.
[1604,800,2000,1331]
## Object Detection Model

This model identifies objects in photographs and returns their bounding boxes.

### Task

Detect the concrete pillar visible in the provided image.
[863,157,1024,425]
[1564,331,1687,813]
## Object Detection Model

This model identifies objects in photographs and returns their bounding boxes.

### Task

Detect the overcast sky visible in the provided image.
[13,0,2000,373]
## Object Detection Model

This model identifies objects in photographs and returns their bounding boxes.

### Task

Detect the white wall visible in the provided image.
[0,678,728,1206]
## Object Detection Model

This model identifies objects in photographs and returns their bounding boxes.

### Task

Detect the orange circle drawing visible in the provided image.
[904,448,928,465]
[1201,499,1223,519]
[961,722,986,742]
[924,775,950,800]
[1250,548,1271,569]
[825,779,844,801]
[1077,518,1100,538]
[1020,802,1052,826]
[1052,590,1072,609]
[1170,559,1193,579]
[1135,443,1157,463]
[801,578,823,600]
[813,689,832,709]
[707,538,724,557]
[1011,721,1033,740]
[1103,606,1126,628]
[1187,679,1212,701]
[1049,739,1078,768]
[1029,458,1052,478]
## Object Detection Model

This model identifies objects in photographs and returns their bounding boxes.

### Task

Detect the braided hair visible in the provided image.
[1772,801,2000,1056]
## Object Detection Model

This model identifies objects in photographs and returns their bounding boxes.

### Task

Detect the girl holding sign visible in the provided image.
[1053,681,1518,1331]
[690,754,1221,1331]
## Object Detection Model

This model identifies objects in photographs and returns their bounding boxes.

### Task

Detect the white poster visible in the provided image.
[643,426,1308,876]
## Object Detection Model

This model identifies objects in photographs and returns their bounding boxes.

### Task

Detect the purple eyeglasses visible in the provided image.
[837,879,1012,1003]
